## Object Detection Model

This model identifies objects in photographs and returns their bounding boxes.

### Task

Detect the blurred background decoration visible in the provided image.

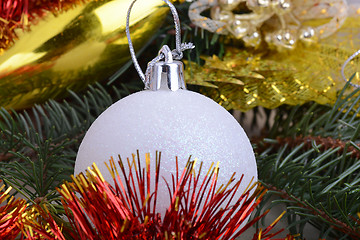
[0,0,170,110]
[186,0,360,111]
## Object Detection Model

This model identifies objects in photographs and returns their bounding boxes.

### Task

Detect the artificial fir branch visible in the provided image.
[264,183,360,239]
[257,148,360,239]
[256,135,360,159]
[255,81,360,239]
[0,82,141,202]
[0,152,13,162]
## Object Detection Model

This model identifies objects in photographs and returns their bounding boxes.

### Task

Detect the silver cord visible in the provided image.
[342,49,360,88]
[126,0,194,88]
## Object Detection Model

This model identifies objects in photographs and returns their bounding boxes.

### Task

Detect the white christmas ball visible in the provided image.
[75,89,257,212]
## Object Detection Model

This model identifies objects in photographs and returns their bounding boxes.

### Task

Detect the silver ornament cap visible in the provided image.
[148,45,186,91]
[149,60,186,91]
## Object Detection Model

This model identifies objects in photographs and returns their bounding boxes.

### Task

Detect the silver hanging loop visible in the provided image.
[126,0,194,91]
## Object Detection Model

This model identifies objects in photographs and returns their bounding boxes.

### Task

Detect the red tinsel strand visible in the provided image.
[0,0,87,52]
[0,183,27,239]
[57,154,288,239]
[24,205,66,240]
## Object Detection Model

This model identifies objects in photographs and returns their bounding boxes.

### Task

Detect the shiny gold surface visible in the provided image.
[185,16,360,111]
[0,0,169,110]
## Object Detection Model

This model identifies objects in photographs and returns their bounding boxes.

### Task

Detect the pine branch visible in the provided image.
[256,135,360,159]
[0,152,13,162]
[255,79,360,239]
[0,82,141,203]
[264,183,360,239]
[257,148,360,239]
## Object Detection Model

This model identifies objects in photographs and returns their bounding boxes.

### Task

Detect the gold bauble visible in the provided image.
[0,0,170,110]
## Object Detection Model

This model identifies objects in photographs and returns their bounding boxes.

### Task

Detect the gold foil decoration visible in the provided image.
[186,1,360,111]
[0,0,170,110]
[185,16,360,111]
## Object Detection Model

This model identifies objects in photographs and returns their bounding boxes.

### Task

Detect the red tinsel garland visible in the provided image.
[56,153,289,239]
[0,184,27,239]
[0,0,86,51]
[0,153,300,239]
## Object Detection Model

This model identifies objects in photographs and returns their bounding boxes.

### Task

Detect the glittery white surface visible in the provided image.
[75,89,257,213]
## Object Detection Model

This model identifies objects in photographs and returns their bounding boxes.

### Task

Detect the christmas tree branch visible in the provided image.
[0,152,13,162]
[264,183,360,239]
[0,82,141,202]
[256,79,360,239]
[255,135,360,159]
